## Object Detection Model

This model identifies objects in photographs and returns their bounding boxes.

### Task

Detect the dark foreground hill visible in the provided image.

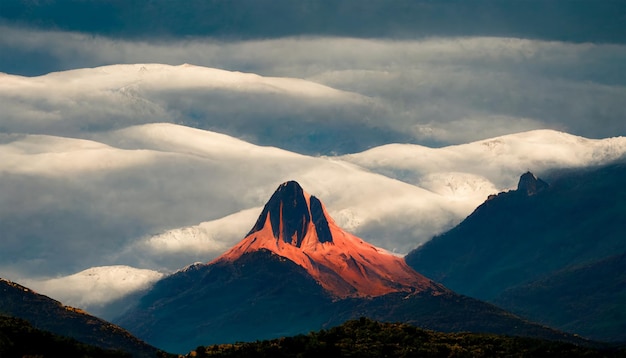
[0,315,131,358]
[0,278,160,358]
[187,318,625,358]
[406,163,626,341]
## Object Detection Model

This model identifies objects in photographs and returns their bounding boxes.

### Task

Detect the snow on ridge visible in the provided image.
[175,262,207,274]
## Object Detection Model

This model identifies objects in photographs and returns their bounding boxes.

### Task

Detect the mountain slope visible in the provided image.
[118,250,574,354]
[116,249,335,352]
[405,162,626,341]
[494,253,626,342]
[0,278,159,357]
[117,181,583,353]
[0,315,130,358]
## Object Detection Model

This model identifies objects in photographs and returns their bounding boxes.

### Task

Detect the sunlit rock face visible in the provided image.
[245,181,333,247]
[213,181,443,298]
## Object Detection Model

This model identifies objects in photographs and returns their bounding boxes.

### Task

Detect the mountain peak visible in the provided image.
[517,172,549,195]
[246,180,332,247]
[213,181,443,298]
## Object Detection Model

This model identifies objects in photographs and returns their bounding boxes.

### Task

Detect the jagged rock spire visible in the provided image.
[213,180,443,298]
[517,172,549,196]
[247,181,332,246]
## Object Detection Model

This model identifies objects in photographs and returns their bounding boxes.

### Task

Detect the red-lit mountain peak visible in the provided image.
[212,181,444,298]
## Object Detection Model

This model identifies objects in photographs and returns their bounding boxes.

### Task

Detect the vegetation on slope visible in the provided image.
[494,253,626,342]
[0,278,159,357]
[0,315,130,358]
[186,318,623,358]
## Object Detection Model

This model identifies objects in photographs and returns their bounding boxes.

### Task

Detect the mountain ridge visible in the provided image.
[405,163,626,341]
[0,277,159,357]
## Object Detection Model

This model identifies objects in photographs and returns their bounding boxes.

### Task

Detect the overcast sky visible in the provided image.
[0,0,625,315]
[1,1,625,149]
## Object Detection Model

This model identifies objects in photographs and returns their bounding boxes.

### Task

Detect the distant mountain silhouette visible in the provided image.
[116,181,584,353]
[406,162,626,342]
[0,278,159,357]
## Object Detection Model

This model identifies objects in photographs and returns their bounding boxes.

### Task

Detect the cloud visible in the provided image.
[129,208,261,269]
[0,124,464,277]
[341,130,626,190]
[411,116,550,144]
[0,62,398,154]
[22,266,164,319]
[1,27,624,150]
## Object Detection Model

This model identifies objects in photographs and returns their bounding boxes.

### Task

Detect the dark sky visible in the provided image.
[1,0,624,41]
[1,0,625,75]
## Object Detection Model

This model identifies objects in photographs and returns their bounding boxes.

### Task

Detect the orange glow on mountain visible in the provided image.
[211,181,444,298]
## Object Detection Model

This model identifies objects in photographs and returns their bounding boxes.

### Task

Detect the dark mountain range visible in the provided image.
[0,278,160,357]
[116,181,583,353]
[405,162,626,342]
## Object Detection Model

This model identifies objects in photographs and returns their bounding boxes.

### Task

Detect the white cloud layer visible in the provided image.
[341,130,626,190]
[1,26,624,150]
[22,266,164,318]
